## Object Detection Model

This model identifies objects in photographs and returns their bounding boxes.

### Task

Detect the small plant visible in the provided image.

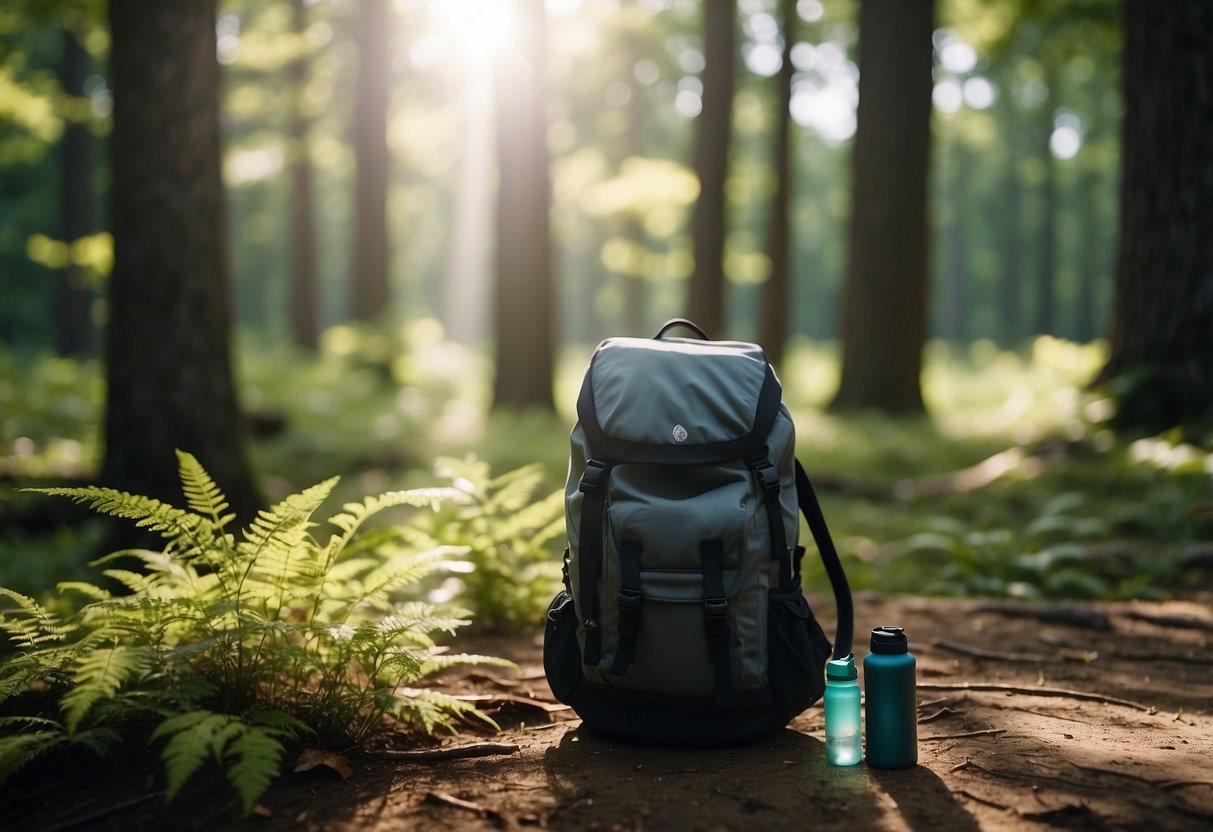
[891,493,1114,599]
[407,457,565,631]
[0,451,505,812]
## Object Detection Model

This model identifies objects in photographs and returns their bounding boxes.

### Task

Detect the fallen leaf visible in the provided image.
[251,803,272,817]
[294,748,354,780]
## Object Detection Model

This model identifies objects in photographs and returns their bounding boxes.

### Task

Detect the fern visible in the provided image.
[3,451,510,813]
[61,645,146,733]
[176,449,234,528]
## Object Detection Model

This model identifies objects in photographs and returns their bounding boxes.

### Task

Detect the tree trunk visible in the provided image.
[492,0,555,411]
[1073,166,1099,342]
[685,0,735,339]
[943,143,970,342]
[758,0,797,368]
[830,0,934,414]
[104,0,259,521]
[998,92,1023,347]
[1033,64,1058,336]
[349,0,390,322]
[1094,0,1213,435]
[288,0,319,350]
[57,28,95,357]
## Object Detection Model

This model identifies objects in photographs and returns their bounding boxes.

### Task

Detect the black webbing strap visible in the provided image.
[700,539,734,709]
[610,538,643,676]
[746,448,792,587]
[794,459,854,660]
[578,459,611,665]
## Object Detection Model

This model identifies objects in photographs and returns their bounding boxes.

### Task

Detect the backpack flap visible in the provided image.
[576,336,782,464]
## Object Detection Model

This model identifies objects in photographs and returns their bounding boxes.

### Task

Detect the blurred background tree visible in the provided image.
[1,0,1211,604]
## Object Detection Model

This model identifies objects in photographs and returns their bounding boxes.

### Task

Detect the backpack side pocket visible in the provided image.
[543,591,583,705]
[767,586,831,721]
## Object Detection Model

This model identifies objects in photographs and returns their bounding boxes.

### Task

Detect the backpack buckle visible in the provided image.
[579,459,609,493]
[703,597,729,645]
[616,587,642,638]
[754,462,780,495]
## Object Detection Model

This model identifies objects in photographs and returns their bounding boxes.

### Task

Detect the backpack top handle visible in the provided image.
[654,318,711,341]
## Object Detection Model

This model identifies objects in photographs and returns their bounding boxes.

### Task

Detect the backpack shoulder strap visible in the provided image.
[794,459,854,660]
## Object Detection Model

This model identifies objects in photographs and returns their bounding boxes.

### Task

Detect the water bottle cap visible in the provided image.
[826,652,857,680]
[870,626,909,654]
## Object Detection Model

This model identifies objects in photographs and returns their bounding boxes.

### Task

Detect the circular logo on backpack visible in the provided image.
[672,424,689,443]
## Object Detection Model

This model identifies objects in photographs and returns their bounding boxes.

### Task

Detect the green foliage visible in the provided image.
[405,457,565,632]
[0,451,507,811]
[889,492,1153,600]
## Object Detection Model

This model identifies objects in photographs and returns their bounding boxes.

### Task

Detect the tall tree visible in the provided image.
[104,0,259,521]
[288,0,319,349]
[830,0,934,413]
[685,0,735,338]
[1032,61,1059,335]
[349,0,390,321]
[1094,0,1213,434]
[492,0,555,410]
[758,0,797,367]
[942,143,971,342]
[56,27,94,357]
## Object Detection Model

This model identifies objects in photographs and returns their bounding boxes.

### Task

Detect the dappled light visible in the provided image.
[1,0,1211,828]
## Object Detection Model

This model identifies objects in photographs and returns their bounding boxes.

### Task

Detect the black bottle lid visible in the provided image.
[870,626,909,654]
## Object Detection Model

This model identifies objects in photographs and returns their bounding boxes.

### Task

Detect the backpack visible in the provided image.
[543,319,854,745]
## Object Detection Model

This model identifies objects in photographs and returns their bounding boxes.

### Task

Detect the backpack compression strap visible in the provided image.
[794,459,854,660]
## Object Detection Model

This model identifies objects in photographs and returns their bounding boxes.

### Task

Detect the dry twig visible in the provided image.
[921,728,1007,741]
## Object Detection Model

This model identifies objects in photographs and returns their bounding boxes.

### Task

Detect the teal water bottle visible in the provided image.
[823,653,862,766]
[863,626,917,768]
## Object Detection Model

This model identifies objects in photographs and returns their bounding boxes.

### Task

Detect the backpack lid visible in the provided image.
[576,336,782,465]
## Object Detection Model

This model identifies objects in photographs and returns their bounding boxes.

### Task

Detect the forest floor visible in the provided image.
[6,593,1213,831]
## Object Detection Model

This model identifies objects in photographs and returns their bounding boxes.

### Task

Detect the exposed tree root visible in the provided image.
[965,601,1111,630]
[916,682,1152,711]
[373,742,521,762]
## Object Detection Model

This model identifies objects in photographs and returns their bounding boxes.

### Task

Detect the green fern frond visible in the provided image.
[152,710,236,803]
[320,487,467,570]
[390,687,498,734]
[223,726,286,813]
[0,730,66,782]
[55,581,112,602]
[350,546,468,615]
[61,646,147,733]
[374,602,472,639]
[479,489,564,544]
[242,477,337,551]
[27,486,215,554]
[482,463,546,514]
[176,450,234,527]
[0,587,72,647]
[418,652,516,673]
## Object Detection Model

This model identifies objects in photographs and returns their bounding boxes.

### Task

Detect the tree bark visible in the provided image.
[349,0,390,322]
[1094,0,1213,435]
[492,0,555,411]
[943,142,970,342]
[104,0,259,522]
[57,28,95,357]
[685,0,735,339]
[758,0,797,368]
[1033,63,1058,336]
[288,0,320,350]
[998,86,1023,347]
[830,0,934,413]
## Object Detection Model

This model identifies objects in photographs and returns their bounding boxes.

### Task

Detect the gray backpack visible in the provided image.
[544,319,853,744]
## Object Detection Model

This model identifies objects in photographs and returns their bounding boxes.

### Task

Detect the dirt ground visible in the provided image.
[6,593,1213,831]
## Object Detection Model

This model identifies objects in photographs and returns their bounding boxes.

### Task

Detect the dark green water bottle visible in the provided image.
[863,626,917,768]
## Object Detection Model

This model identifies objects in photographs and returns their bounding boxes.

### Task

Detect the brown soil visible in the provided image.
[6,594,1213,831]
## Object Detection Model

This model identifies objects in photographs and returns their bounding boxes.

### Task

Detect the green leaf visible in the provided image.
[176,450,233,527]
[223,726,286,814]
[152,710,235,803]
[61,646,146,733]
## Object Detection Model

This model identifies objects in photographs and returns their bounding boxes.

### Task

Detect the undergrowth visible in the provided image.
[0,451,506,813]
